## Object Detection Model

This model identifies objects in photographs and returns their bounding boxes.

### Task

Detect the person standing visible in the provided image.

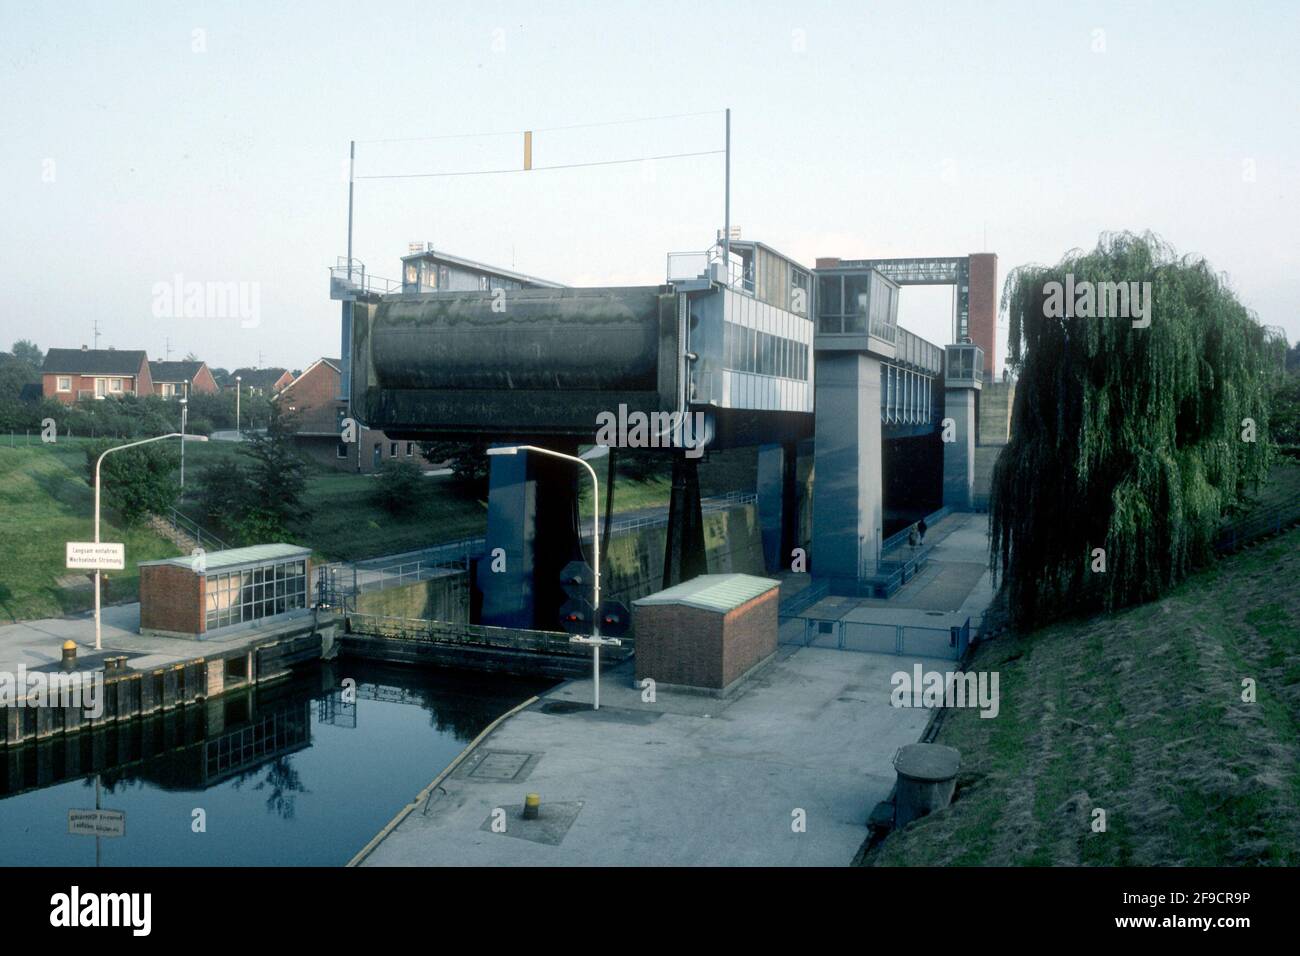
[917,517,928,545]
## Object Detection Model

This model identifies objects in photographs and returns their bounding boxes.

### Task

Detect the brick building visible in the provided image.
[632,574,780,693]
[276,357,437,473]
[41,347,152,404]
[227,366,294,396]
[138,544,311,639]
[148,359,220,398]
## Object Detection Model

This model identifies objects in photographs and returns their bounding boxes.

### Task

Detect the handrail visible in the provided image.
[344,612,631,656]
[166,506,229,553]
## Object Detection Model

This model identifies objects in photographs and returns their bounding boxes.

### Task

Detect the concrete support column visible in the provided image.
[479,443,581,630]
[812,352,884,587]
[756,442,798,573]
[662,455,707,589]
[943,387,977,510]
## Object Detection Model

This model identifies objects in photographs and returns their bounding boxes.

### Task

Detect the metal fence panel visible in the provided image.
[841,622,898,654]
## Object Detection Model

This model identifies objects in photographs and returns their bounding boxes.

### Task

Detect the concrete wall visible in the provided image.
[943,388,976,510]
[599,503,767,617]
[353,572,469,623]
[812,351,884,583]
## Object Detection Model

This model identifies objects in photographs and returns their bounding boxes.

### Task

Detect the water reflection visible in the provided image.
[0,660,553,866]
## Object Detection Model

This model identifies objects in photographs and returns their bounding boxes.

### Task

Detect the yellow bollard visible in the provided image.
[61,640,77,672]
[523,793,540,820]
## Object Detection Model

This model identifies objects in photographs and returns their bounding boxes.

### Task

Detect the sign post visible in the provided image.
[68,776,125,866]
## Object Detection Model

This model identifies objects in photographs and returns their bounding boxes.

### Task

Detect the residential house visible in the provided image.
[227,367,294,397]
[41,347,153,404]
[275,357,436,473]
[149,360,220,399]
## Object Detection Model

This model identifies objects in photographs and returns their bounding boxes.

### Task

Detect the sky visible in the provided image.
[1,0,1296,375]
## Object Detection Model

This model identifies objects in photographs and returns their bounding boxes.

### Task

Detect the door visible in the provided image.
[372,443,382,470]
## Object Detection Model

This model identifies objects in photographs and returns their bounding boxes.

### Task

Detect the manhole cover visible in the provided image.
[458,749,543,783]
[470,752,530,780]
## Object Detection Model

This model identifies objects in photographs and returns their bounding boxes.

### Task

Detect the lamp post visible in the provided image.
[93,433,208,650]
[179,397,188,488]
[234,375,242,436]
[487,444,620,709]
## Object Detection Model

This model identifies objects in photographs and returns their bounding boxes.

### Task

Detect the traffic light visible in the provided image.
[596,600,631,638]
[558,597,593,634]
[560,559,595,600]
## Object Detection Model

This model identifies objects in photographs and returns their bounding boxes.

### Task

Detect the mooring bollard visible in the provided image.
[892,743,961,828]
[523,793,540,820]
[61,640,77,672]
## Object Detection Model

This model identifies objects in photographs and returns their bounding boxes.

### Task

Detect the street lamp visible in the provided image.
[234,375,242,436]
[487,444,620,709]
[179,397,188,488]
[93,433,208,651]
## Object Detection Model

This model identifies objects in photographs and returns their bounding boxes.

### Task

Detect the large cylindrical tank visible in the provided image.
[368,287,665,392]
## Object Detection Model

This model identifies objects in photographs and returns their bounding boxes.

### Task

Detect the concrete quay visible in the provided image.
[354,644,935,867]
[0,603,331,746]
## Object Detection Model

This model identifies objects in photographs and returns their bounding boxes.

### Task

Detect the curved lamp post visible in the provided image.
[93,433,208,650]
[487,444,621,709]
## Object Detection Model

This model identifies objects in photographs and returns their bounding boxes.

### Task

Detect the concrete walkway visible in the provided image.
[803,512,997,627]
[0,603,316,675]
[358,646,933,867]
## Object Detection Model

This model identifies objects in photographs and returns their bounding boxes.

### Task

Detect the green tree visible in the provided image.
[235,401,310,540]
[194,458,254,533]
[83,439,181,526]
[373,459,425,515]
[1270,370,1300,456]
[0,352,40,402]
[992,232,1278,629]
[419,440,489,496]
[10,340,43,367]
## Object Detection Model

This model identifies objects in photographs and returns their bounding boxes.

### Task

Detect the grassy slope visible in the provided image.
[0,442,182,623]
[870,523,1300,867]
[0,440,759,619]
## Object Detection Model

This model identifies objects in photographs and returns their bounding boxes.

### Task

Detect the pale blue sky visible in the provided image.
[1,0,1296,373]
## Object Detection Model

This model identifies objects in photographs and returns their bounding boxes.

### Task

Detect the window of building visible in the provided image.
[204,560,307,631]
[336,442,348,459]
[790,267,809,315]
[817,275,843,333]
[109,378,124,393]
[389,441,398,457]
[406,442,414,457]
[56,376,71,392]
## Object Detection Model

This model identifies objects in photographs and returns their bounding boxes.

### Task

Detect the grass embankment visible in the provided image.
[869,523,1300,866]
[0,441,182,623]
[1,440,760,621]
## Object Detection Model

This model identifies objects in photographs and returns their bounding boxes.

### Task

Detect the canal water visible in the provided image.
[0,660,554,866]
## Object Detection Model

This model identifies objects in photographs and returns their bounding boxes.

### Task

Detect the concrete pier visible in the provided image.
[0,604,330,748]
[812,352,885,585]
[354,644,933,867]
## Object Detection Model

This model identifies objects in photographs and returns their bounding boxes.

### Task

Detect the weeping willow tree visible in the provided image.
[991,232,1283,629]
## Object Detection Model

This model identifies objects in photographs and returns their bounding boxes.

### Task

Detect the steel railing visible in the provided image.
[783,616,970,661]
[165,506,230,553]
[330,257,402,296]
[343,613,631,657]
